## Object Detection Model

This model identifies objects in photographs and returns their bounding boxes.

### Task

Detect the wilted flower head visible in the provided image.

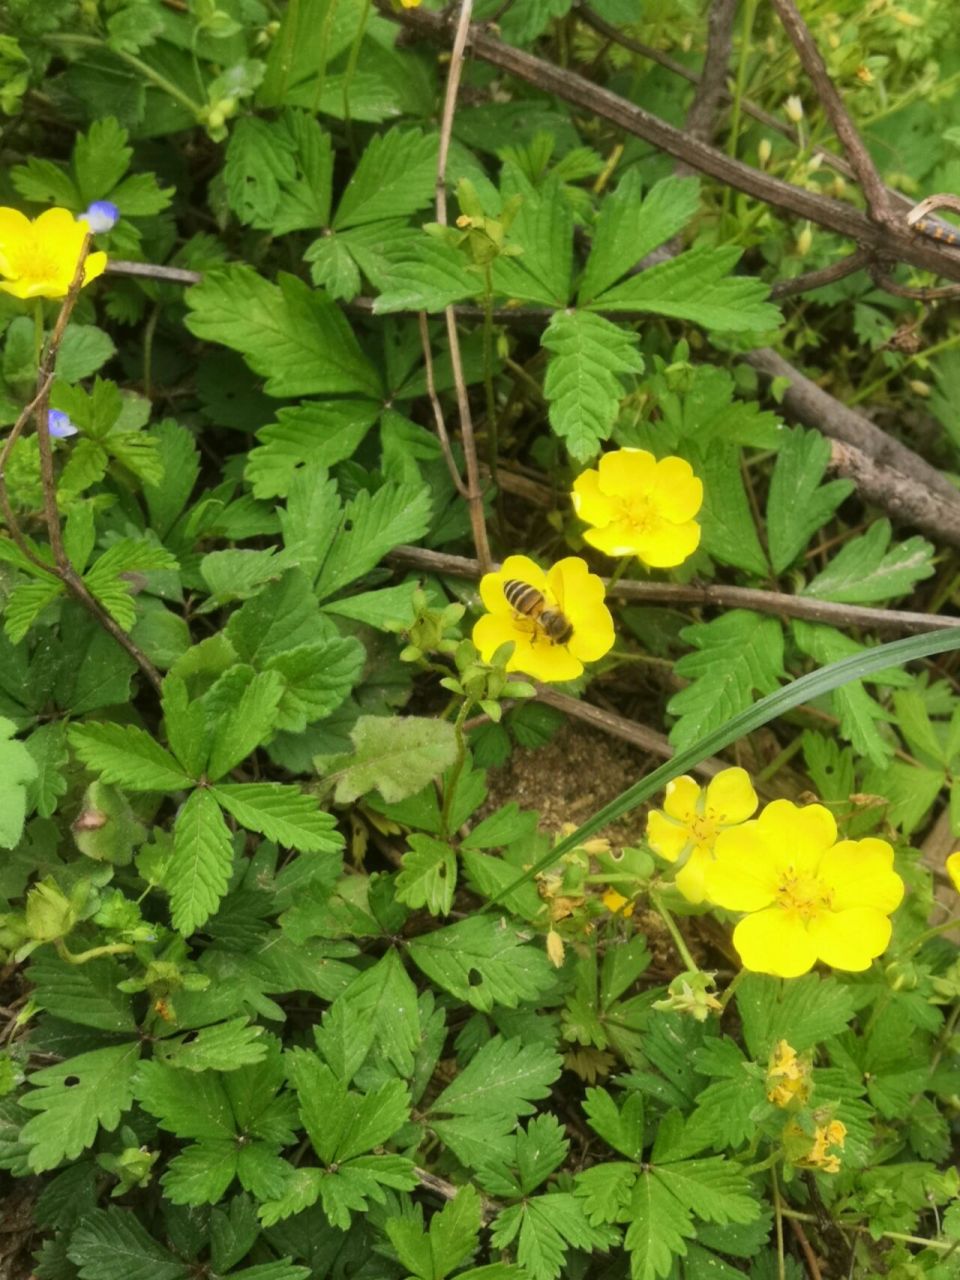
[81,200,120,233]
[0,207,107,299]
[766,1039,812,1108]
[704,800,905,978]
[802,1119,846,1174]
[652,970,722,1022]
[473,554,614,683]
[647,767,758,903]
[572,448,703,568]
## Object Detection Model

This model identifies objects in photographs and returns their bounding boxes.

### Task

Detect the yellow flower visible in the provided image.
[400,0,421,6]
[473,554,614,683]
[766,1039,811,1108]
[947,851,960,893]
[571,448,703,568]
[704,800,905,978]
[646,767,758,904]
[0,207,106,300]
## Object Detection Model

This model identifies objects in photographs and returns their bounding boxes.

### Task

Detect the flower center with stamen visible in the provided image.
[11,236,60,281]
[687,814,717,848]
[775,870,833,920]
[618,493,661,534]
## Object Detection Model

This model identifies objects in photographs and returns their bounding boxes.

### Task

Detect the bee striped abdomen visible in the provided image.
[504,579,544,617]
[503,578,574,646]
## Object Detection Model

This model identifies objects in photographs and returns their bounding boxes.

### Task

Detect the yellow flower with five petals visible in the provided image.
[0,207,106,300]
[646,767,758,904]
[704,799,905,978]
[571,447,703,568]
[472,554,614,683]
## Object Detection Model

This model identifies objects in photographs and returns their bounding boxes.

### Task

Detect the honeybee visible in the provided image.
[503,578,573,645]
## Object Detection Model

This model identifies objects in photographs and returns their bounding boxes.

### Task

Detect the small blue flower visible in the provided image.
[48,410,78,439]
[81,201,120,234]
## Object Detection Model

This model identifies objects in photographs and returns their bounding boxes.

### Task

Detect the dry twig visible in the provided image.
[386,544,959,636]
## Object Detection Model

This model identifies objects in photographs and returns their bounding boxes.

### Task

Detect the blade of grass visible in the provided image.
[486,626,960,906]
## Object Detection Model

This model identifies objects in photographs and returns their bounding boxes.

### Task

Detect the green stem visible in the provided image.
[718,967,747,1014]
[342,0,371,148]
[312,0,339,112]
[722,0,758,223]
[45,34,204,116]
[650,891,700,972]
[441,699,473,838]
[755,735,805,784]
[481,266,504,538]
[606,555,633,589]
[850,330,960,405]
[780,1208,957,1254]
[55,939,136,965]
[771,1164,786,1280]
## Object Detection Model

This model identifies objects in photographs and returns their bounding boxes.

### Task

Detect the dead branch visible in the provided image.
[386,544,959,635]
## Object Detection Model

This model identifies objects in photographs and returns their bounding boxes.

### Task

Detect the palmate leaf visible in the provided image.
[20,1042,141,1172]
[185,265,382,398]
[322,715,458,805]
[589,244,780,332]
[409,917,555,1011]
[335,948,422,1077]
[68,1208,190,1280]
[370,230,480,313]
[333,126,437,229]
[803,519,935,603]
[4,576,65,644]
[155,1017,268,1072]
[313,480,433,600]
[213,783,342,853]
[542,309,644,461]
[691,440,768,576]
[667,611,785,748]
[68,722,193,791]
[387,1185,482,1280]
[623,1174,696,1280]
[430,1035,562,1122]
[203,667,284,781]
[492,1194,619,1280]
[245,400,378,500]
[578,171,701,304]
[395,834,457,916]
[492,169,573,306]
[28,952,137,1033]
[736,973,857,1058]
[83,538,179,631]
[169,789,235,936]
[266,636,365,734]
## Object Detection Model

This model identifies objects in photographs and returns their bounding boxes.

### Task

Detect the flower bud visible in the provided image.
[758,139,772,168]
[546,929,565,968]
[25,879,77,943]
[785,95,804,124]
[796,224,813,257]
[908,379,931,398]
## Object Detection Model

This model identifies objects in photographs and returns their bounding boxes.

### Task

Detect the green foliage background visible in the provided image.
[0,1,959,1278]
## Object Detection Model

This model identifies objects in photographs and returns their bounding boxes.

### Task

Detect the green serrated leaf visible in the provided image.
[68,1207,190,1280]
[542,309,644,461]
[395,834,457,916]
[322,715,458,805]
[334,126,437,229]
[803,519,935,603]
[213,783,342,853]
[68,722,193,791]
[766,428,854,574]
[20,1043,141,1172]
[185,266,382,398]
[667,611,784,748]
[169,789,235,935]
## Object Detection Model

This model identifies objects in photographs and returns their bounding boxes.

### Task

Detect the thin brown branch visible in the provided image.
[869,267,960,302]
[414,1167,498,1221]
[745,347,960,547]
[386,544,959,635]
[682,0,737,147]
[106,259,202,285]
[0,373,60,574]
[533,685,723,777]
[376,1,960,283]
[9,243,165,696]
[770,0,892,224]
[436,0,492,573]
[787,1216,824,1280]
[418,313,469,498]
[770,248,870,298]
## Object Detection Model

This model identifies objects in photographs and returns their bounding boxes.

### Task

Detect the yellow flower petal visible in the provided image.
[479,554,546,615]
[82,250,107,286]
[602,888,630,914]
[597,447,656,497]
[733,907,818,977]
[516,639,584,682]
[757,799,837,873]
[819,839,904,913]
[632,518,702,568]
[705,824,779,910]
[546,557,614,662]
[472,612,518,662]
[806,906,892,971]
[0,207,32,242]
[571,468,614,528]
[646,810,690,863]
[662,776,700,823]
[582,520,649,558]
[675,846,713,904]
[946,851,960,892]
[705,767,758,824]
[652,456,704,522]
